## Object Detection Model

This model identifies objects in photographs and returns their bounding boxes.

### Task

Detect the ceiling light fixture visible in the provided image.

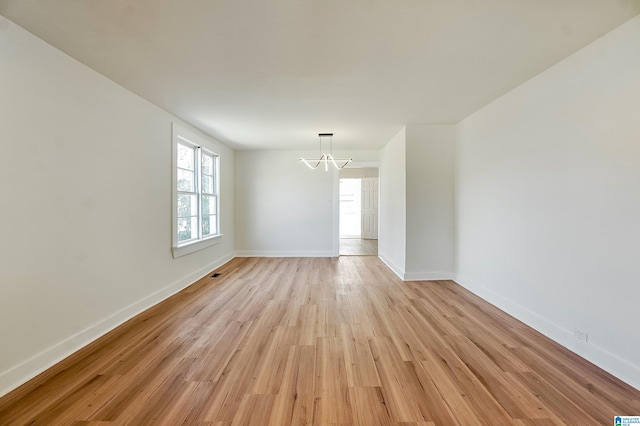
[299,133,352,171]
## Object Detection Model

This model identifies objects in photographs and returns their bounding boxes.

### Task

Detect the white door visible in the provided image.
[361,178,378,239]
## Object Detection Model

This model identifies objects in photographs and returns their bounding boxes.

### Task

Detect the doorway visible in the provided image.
[338,169,379,256]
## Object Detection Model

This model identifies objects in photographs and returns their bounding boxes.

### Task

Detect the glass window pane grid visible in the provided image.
[201,152,217,196]
[177,168,195,192]
[177,143,195,170]
[175,139,220,247]
[177,192,198,219]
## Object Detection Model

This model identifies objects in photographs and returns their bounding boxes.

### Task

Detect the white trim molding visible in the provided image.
[235,251,336,258]
[0,253,235,398]
[172,234,223,258]
[454,273,640,392]
[378,254,405,280]
[403,271,455,281]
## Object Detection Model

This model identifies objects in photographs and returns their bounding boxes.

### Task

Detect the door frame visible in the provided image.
[333,161,380,257]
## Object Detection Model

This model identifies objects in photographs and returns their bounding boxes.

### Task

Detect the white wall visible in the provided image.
[234,151,379,256]
[378,128,407,277]
[234,150,336,256]
[405,125,455,280]
[0,17,235,397]
[455,16,640,389]
[378,125,455,281]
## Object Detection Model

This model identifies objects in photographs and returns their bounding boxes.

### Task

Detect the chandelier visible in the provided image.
[299,133,352,171]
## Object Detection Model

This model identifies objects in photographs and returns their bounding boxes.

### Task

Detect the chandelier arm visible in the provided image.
[300,158,320,170]
[326,154,353,169]
[299,156,323,169]
[300,134,350,171]
[338,158,352,169]
[327,154,339,170]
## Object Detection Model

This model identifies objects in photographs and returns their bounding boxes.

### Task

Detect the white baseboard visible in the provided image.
[378,254,405,280]
[377,255,452,282]
[0,252,235,399]
[454,273,640,392]
[235,250,335,257]
[403,271,454,281]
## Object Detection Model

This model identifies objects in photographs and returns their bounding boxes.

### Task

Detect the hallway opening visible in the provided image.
[338,168,378,256]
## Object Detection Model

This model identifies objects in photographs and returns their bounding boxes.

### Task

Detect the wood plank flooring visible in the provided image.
[339,238,378,256]
[1,257,639,425]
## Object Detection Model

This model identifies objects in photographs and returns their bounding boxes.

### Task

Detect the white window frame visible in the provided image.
[172,123,222,258]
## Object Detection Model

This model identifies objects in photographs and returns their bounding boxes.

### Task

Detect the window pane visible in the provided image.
[177,194,197,217]
[174,137,220,247]
[202,175,213,194]
[202,154,213,175]
[177,217,198,242]
[202,215,210,236]
[202,194,210,215]
[202,195,217,215]
[177,169,194,192]
[177,143,194,170]
[203,215,217,236]
[191,216,199,239]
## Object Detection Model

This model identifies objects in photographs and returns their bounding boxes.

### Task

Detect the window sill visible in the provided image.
[172,234,223,258]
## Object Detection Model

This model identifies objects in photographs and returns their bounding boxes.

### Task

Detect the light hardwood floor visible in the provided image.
[1,257,639,425]
[339,238,378,256]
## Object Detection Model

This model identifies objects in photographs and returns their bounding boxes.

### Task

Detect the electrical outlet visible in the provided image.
[574,328,588,342]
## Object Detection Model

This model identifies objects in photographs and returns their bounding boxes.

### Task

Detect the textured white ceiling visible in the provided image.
[1,0,639,150]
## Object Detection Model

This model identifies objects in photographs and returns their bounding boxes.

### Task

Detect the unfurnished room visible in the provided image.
[1,1,640,424]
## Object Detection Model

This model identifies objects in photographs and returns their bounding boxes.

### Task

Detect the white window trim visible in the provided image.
[172,123,222,258]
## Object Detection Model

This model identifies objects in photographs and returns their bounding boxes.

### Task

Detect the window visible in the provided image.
[172,124,221,257]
